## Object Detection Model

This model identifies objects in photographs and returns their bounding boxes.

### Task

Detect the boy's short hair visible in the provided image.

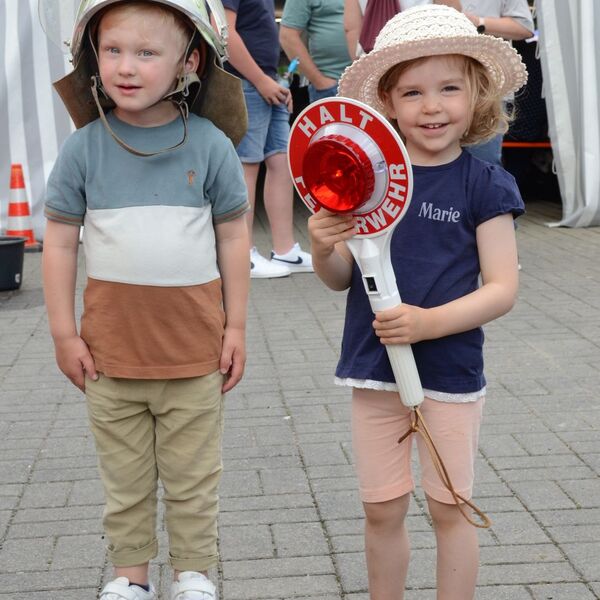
[377,54,512,146]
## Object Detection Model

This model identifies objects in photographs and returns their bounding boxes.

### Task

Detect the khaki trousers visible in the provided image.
[85,371,224,571]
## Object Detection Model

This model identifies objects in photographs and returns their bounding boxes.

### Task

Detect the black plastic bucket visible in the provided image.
[0,235,27,291]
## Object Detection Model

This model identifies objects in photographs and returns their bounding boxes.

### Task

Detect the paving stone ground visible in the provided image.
[1,199,599,599]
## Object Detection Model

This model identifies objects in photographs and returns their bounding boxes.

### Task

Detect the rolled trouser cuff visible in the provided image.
[169,552,218,572]
[108,537,158,567]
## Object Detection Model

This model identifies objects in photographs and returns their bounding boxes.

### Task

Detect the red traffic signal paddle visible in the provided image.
[288,97,490,528]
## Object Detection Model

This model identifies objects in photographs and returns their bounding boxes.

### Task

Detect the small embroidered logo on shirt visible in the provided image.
[187,170,196,185]
[418,202,460,223]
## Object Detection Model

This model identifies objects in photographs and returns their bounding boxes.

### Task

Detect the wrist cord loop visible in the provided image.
[397,406,492,529]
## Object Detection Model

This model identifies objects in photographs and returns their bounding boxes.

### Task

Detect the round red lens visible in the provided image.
[302,135,374,213]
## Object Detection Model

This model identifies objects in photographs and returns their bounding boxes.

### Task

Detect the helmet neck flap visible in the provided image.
[50,0,247,152]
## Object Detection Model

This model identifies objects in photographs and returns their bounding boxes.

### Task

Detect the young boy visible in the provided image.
[42,1,249,598]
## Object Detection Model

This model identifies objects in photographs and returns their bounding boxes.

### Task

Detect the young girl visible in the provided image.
[308,5,527,599]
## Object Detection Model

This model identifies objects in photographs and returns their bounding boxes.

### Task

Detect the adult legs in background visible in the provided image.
[238,80,313,278]
[263,151,295,255]
[242,161,261,247]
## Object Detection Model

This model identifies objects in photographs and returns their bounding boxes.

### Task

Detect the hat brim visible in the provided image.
[53,54,248,147]
[338,35,527,114]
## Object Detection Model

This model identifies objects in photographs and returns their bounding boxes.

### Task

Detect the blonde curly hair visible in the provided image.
[377,54,512,146]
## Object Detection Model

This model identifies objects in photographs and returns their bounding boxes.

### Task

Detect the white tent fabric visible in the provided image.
[0,0,72,240]
[536,0,600,227]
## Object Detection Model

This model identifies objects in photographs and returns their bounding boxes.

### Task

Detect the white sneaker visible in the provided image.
[100,577,156,600]
[271,242,314,273]
[171,571,217,600]
[250,247,290,279]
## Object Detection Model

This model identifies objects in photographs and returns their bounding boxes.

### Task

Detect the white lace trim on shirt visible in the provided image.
[334,377,486,403]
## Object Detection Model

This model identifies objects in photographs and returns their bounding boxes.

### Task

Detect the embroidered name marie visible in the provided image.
[418,202,460,223]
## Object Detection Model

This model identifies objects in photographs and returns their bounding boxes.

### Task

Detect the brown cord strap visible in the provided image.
[398,407,491,529]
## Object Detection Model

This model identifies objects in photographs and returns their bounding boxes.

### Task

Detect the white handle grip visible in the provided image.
[385,342,424,408]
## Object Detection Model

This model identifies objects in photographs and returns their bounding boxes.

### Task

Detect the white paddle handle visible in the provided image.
[385,344,424,408]
[346,237,424,408]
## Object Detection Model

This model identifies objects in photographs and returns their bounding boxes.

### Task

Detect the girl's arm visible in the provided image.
[42,220,97,390]
[374,213,519,343]
[215,215,250,392]
[308,209,356,291]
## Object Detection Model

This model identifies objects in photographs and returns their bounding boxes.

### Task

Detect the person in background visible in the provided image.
[444,0,534,165]
[344,0,457,61]
[279,0,352,103]
[222,0,314,278]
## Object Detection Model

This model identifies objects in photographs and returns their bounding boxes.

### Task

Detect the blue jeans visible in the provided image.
[466,132,503,166]
[308,82,338,103]
[236,79,290,163]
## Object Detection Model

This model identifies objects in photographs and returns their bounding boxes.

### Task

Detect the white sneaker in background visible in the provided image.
[250,247,290,279]
[271,242,314,273]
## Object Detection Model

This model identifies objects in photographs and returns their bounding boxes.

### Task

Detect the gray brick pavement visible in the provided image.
[0,200,599,598]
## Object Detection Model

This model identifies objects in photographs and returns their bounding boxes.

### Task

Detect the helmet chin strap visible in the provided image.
[90,72,200,157]
[88,27,201,157]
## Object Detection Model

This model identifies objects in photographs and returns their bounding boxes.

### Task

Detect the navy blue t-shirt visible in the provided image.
[222,0,280,79]
[336,151,525,394]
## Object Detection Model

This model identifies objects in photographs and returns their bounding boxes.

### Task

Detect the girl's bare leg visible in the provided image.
[427,495,479,600]
[363,493,411,600]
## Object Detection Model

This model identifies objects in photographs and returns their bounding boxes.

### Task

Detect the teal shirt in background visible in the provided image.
[281,0,351,81]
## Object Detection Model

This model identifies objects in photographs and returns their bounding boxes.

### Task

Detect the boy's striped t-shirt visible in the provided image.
[45,113,249,379]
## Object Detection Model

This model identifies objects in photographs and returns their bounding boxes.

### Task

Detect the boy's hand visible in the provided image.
[373,304,430,345]
[220,327,246,393]
[54,335,98,392]
[308,210,356,257]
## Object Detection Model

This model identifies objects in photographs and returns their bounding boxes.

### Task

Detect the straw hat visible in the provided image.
[338,4,527,115]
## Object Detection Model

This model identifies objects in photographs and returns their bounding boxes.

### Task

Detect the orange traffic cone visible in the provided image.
[6,164,42,252]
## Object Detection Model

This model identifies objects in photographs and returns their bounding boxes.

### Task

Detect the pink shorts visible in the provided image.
[351,389,484,504]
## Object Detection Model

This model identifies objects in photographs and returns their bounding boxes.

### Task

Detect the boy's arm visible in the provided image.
[42,220,97,391]
[215,215,250,393]
[374,214,519,343]
[222,9,292,109]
